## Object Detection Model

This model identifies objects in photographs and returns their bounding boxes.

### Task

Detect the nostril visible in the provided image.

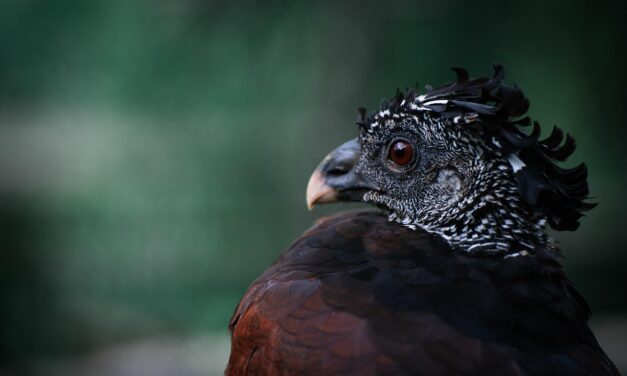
[319,138,361,178]
[326,167,348,177]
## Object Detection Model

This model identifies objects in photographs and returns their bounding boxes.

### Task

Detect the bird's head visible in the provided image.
[307,65,595,253]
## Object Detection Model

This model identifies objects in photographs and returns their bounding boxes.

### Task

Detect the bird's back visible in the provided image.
[226,210,617,375]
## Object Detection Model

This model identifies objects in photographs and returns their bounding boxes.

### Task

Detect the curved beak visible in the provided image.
[306,138,378,210]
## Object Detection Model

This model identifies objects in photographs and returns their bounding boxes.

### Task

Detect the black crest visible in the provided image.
[357,64,595,231]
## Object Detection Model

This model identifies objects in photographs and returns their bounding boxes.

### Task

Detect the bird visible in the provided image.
[225,65,619,375]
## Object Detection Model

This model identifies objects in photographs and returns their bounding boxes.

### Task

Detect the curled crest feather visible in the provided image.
[357,64,595,231]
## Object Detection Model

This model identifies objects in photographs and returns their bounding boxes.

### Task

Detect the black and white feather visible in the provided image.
[357,64,595,234]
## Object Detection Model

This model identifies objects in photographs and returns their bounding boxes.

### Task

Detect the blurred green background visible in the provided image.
[1,0,626,374]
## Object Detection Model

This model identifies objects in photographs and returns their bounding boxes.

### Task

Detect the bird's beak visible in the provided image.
[306,169,337,210]
[306,138,377,210]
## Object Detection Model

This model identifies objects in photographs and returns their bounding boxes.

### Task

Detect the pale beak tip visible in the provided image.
[306,169,337,210]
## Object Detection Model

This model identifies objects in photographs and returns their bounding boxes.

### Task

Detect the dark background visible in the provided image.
[1,1,626,374]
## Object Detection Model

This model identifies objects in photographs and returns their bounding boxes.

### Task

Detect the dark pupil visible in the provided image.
[389,141,413,165]
[394,144,407,159]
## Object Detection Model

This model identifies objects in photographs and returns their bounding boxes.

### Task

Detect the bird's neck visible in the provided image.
[391,159,549,255]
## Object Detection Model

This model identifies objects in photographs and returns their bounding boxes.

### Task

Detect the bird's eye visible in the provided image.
[388,140,414,166]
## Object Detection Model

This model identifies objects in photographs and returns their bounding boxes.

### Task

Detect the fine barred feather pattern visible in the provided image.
[357,64,595,232]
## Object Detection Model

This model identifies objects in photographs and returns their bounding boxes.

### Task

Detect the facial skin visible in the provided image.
[353,117,476,224]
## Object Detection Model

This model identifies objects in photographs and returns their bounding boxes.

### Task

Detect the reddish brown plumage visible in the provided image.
[225,210,617,375]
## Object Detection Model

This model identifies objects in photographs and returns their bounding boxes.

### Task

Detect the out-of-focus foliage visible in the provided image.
[1,0,626,367]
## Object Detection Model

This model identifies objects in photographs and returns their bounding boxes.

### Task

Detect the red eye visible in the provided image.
[388,140,414,166]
